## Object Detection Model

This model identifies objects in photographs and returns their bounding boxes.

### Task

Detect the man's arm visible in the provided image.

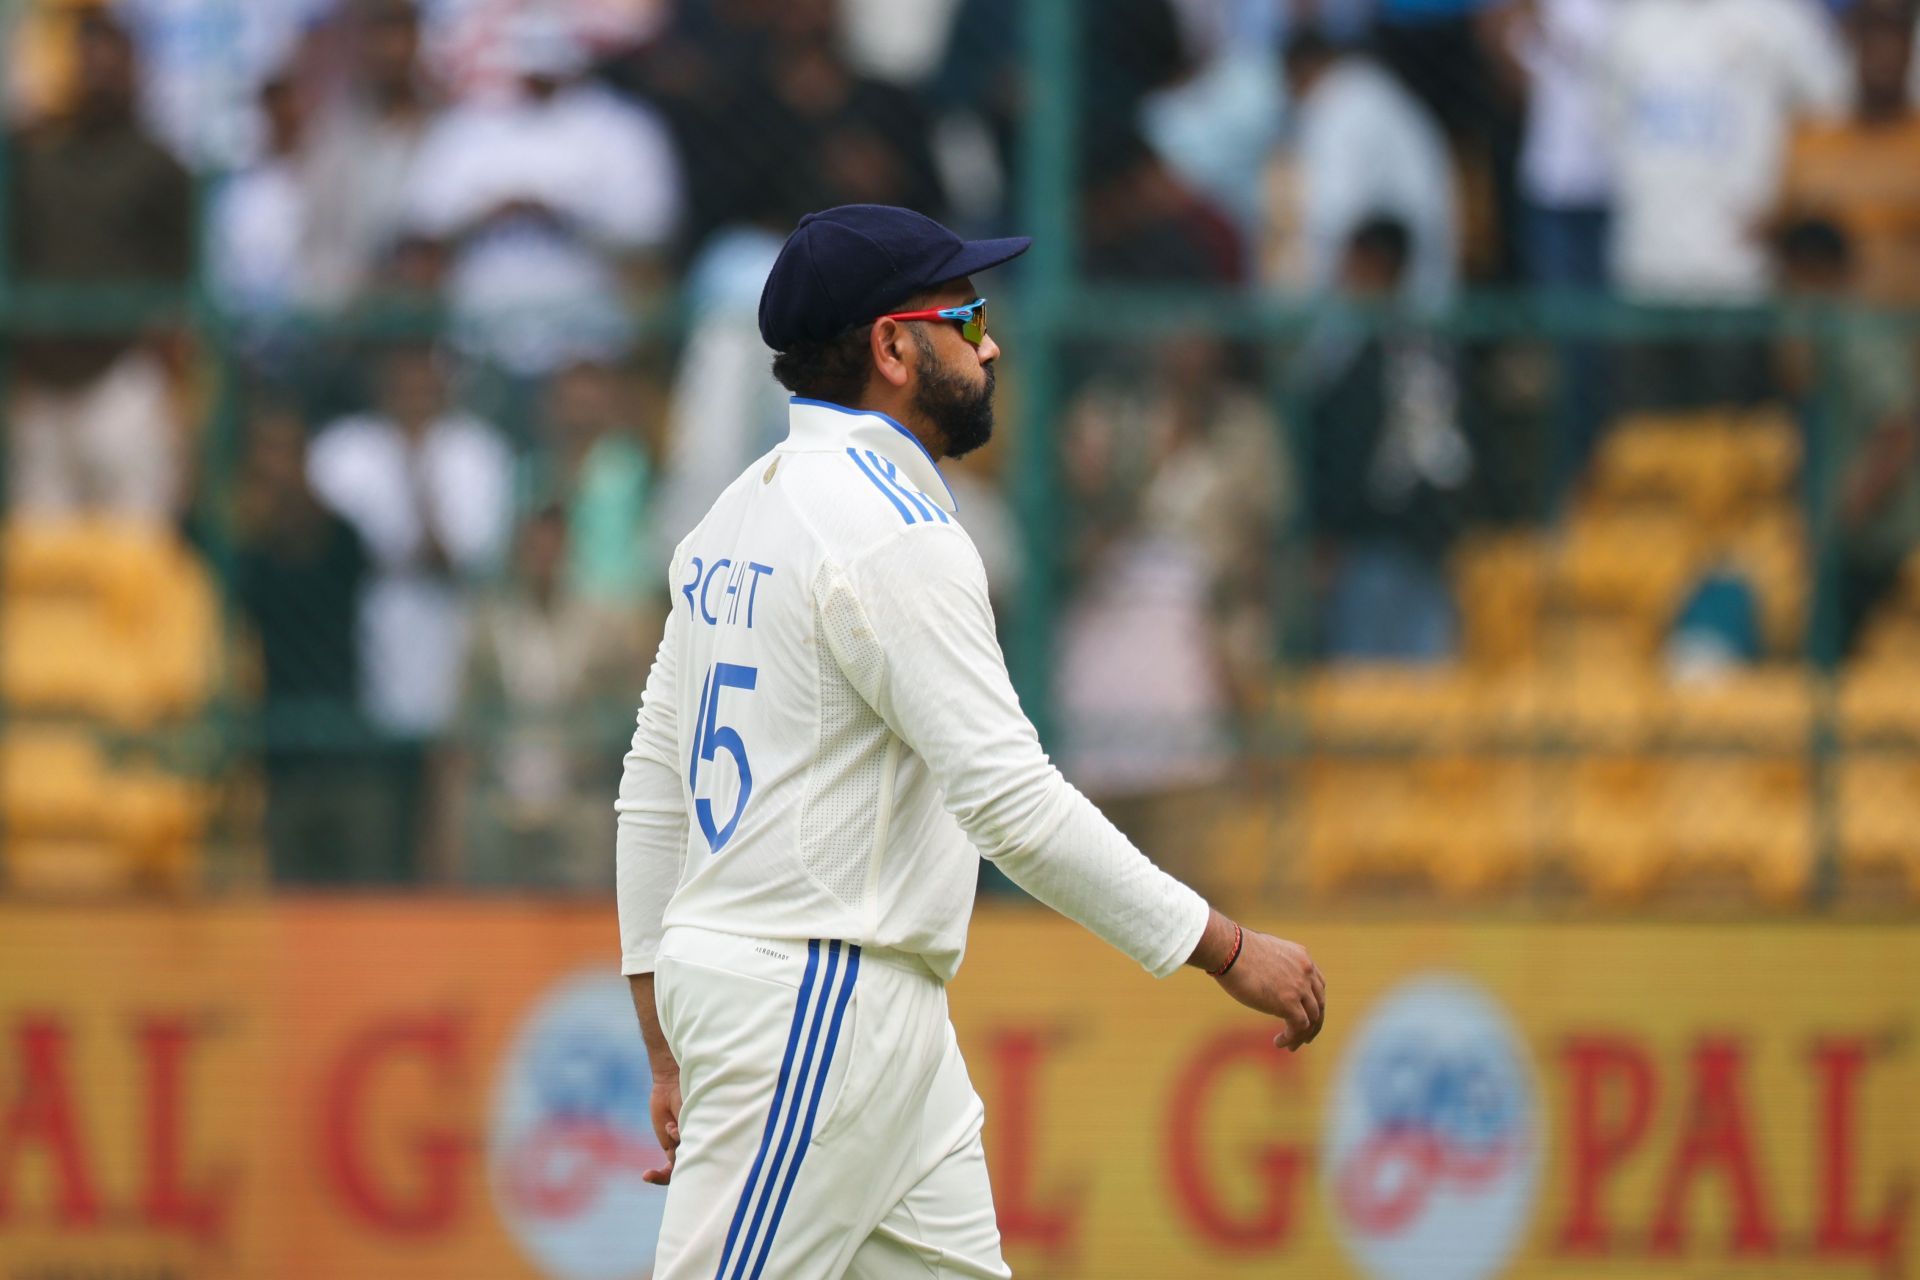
[616,592,689,978]
[616,586,691,1177]
[826,526,1324,1048]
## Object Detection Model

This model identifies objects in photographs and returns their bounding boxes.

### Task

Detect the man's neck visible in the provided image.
[848,392,945,461]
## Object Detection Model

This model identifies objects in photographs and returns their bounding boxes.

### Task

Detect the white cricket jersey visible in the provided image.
[615,398,1210,983]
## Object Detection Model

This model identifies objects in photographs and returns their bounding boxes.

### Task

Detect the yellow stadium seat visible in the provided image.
[1836,753,1920,896]
[1543,662,1660,751]
[1593,413,1746,519]
[1557,756,1665,901]
[1301,759,1414,892]
[1837,663,1920,741]
[1302,666,1476,749]
[1419,757,1535,896]
[1661,668,1816,750]
[0,731,210,894]
[1731,408,1802,500]
[1555,508,1702,620]
[2,521,223,728]
[1658,758,1813,904]
[0,728,113,836]
[4,837,137,896]
[1452,533,1547,666]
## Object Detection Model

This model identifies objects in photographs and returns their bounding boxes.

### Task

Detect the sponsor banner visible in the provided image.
[0,904,1913,1279]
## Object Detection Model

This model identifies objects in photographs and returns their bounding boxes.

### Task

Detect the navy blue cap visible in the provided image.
[758,205,1031,351]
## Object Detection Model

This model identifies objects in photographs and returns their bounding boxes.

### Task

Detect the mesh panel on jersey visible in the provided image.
[800,563,893,908]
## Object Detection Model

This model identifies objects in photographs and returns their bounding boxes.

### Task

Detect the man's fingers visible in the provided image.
[641,1166,673,1186]
[1309,967,1326,1007]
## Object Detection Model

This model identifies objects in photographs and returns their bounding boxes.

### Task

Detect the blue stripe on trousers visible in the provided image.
[713,939,820,1280]
[729,940,842,1279]
[747,945,861,1279]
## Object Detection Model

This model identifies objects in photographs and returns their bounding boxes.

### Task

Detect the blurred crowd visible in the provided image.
[5,0,1920,891]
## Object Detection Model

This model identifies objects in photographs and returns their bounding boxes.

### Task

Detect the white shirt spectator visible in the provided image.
[652,226,792,552]
[406,78,683,374]
[1514,0,1615,211]
[1270,57,1459,307]
[308,410,514,734]
[301,99,434,309]
[113,0,333,167]
[1606,0,1848,301]
[209,156,305,318]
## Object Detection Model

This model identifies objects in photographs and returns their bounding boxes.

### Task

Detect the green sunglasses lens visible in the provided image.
[961,306,985,345]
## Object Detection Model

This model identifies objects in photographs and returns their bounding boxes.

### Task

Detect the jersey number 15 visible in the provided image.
[689,662,757,852]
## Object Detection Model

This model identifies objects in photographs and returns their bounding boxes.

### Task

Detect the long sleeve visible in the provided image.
[616,588,688,975]
[825,524,1210,978]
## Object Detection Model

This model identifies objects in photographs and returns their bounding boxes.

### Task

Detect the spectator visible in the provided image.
[1494,0,1617,502]
[460,506,643,889]
[758,0,948,217]
[932,0,1193,235]
[307,342,514,738]
[1606,0,1848,304]
[1302,217,1472,661]
[406,12,682,378]
[1083,132,1245,285]
[6,8,193,524]
[1263,28,1458,308]
[652,213,792,551]
[1140,0,1289,249]
[228,407,402,885]
[302,0,439,310]
[1498,0,1615,290]
[209,71,311,323]
[1773,218,1920,658]
[1371,0,1525,280]
[1780,0,1920,305]
[531,360,665,617]
[114,0,329,167]
[1055,335,1286,866]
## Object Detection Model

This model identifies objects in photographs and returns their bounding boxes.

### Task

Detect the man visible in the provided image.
[1780,0,1920,306]
[615,205,1325,1277]
[405,12,682,376]
[7,7,192,522]
[1264,28,1459,308]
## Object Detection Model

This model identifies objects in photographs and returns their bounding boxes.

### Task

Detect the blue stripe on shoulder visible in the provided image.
[846,448,916,525]
[864,450,949,524]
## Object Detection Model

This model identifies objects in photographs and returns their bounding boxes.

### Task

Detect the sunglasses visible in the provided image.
[878,296,989,346]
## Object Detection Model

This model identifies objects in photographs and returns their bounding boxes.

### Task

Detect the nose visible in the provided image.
[978,332,1001,364]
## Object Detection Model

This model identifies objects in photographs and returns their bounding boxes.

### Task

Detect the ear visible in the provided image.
[869,317,914,390]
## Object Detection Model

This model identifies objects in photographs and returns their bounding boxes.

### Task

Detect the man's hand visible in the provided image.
[1189,911,1326,1051]
[1218,929,1326,1051]
[643,1072,682,1186]
[630,972,682,1184]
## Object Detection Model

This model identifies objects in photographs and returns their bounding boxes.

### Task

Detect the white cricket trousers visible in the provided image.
[653,925,1011,1279]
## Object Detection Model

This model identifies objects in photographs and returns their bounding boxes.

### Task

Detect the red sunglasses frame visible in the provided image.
[876,297,989,345]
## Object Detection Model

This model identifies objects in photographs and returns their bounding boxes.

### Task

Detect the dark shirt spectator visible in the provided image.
[1774,218,1920,657]
[227,407,401,886]
[233,411,370,712]
[6,9,193,522]
[1303,217,1473,661]
[1780,0,1920,306]
[8,9,192,390]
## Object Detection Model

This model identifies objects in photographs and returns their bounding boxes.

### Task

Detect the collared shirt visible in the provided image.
[616,399,1209,983]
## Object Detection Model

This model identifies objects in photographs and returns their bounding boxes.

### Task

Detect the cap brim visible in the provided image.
[933,235,1033,282]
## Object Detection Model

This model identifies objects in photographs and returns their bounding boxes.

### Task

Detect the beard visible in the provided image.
[911,333,997,459]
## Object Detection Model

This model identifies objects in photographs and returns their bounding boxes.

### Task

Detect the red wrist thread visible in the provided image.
[1207,922,1244,977]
